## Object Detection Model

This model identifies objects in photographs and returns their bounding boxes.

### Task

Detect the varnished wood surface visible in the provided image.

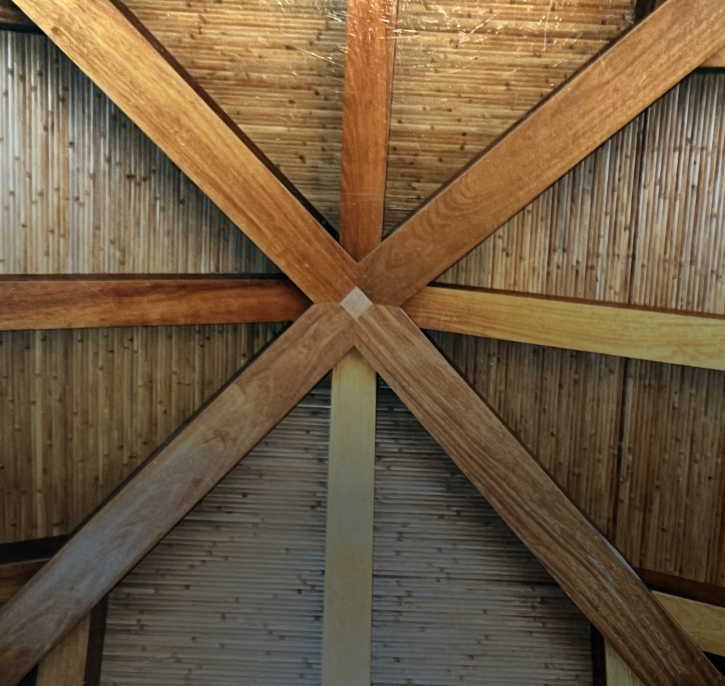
[0,304,354,686]
[321,351,377,686]
[354,304,725,686]
[407,286,725,371]
[0,277,309,331]
[338,0,397,259]
[11,0,356,303]
[358,0,725,305]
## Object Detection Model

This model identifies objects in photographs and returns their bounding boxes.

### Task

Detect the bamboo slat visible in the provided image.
[0,323,283,543]
[383,0,635,233]
[372,383,593,685]
[100,381,333,685]
[0,32,272,275]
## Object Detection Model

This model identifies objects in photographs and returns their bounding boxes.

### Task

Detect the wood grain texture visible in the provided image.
[321,350,377,686]
[606,641,643,686]
[655,593,725,657]
[0,304,354,686]
[639,569,725,609]
[407,286,725,371]
[36,600,107,686]
[353,304,725,686]
[338,0,397,258]
[358,0,725,305]
[12,0,356,302]
[0,277,309,331]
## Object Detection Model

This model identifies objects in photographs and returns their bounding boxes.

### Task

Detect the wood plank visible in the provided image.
[638,568,725,610]
[655,593,725,657]
[321,350,377,686]
[606,641,643,686]
[11,0,356,303]
[406,286,725,371]
[0,277,309,331]
[338,0,398,259]
[0,303,355,686]
[357,0,725,305]
[36,600,108,686]
[353,304,725,686]
[0,0,38,31]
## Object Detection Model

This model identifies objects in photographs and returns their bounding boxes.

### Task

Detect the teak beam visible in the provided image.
[10,0,356,303]
[406,286,725,372]
[0,276,309,331]
[356,0,725,305]
[353,304,724,686]
[0,304,354,685]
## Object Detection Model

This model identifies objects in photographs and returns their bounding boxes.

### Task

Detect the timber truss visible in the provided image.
[2,0,725,684]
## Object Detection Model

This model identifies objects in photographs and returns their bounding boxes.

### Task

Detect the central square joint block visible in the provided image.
[340,287,373,320]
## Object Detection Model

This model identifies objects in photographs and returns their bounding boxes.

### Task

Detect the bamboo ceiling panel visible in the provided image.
[0,32,273,274]
[442,72,725,310]
[372,382,593,685]
[123,0,347,227]
[0,322,283,544]
[100,381,331,685]
[383,0,635,233]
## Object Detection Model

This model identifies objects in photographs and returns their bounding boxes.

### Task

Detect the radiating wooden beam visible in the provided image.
[406,286,725,371]
[0,276,309,331]
[357,0,725,305]
[11,0,356,303]
[321,350,377,686]
[36,601,108,686]
[0,304,355,686]
[320,0,397,680]
[353,304,725,686]
[338,0,398,260]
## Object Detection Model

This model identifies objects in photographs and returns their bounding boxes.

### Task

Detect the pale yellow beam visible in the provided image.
[321,349,377,686]
[656,592,725,657]
[606,641,644,686]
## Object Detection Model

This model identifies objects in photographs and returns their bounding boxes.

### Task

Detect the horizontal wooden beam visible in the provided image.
[655,592,725,657]
[0,303,355,686]
[353,304,724,686]
[357,0,725,305]
[406,286,725,371]
[13,0,356,303]
[0,276,309,331]
[637,568,725,610]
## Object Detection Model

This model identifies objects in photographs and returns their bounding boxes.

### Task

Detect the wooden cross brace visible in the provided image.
[1,0,725,684]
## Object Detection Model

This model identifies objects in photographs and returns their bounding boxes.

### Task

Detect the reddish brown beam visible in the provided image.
[354,304,725,686]
[0,276,309,331]
[357,0,725,305]
[0,0,38,31]
[338,0,398,259]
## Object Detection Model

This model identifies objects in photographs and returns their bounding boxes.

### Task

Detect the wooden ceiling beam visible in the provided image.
[0,0,37,31]
[0,276,309,331]
[357,0,725,305]
[353,304,725,686]
[0,303,355,686]
[9,0,356,303]
[407,286,725,371]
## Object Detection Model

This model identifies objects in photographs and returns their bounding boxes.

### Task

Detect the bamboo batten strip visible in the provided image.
[100,382,332,685]
[372,382,593,685]
[0,32,273,274]
[122,0,347,228]
[430,331,623,537]
[0,323,283,544]
[383,0,635,233]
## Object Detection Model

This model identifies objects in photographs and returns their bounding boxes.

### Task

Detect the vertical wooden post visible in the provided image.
[605,641,644,686]
[321,0,398,682]
[35,600,108,686]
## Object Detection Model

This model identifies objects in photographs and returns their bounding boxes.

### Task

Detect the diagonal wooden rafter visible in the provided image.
[356,0,725,305]
[352,304,724,686]
[8,0,356,303]
[2,0,725,683]
[0,304,355,684]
